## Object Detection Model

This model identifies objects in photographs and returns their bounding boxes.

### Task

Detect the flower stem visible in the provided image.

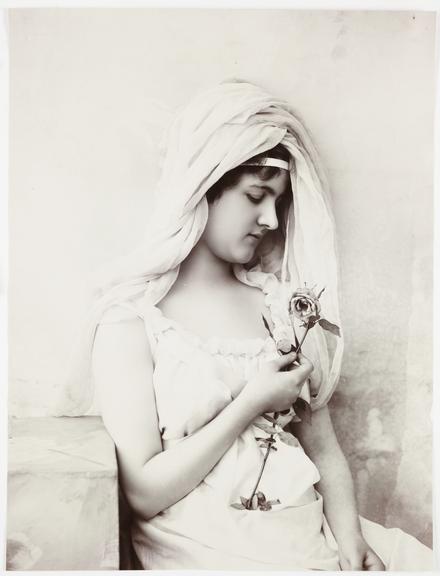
[247,428,276,507]
[296,324,310,353]
[248,443,272,505]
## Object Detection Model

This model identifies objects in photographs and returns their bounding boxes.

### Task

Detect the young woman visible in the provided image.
[85,81,432,570]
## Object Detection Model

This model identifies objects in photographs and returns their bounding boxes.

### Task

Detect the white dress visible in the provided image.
[102,275,433,571]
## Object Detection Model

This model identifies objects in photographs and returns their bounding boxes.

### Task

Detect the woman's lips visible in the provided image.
[247,233,264,241]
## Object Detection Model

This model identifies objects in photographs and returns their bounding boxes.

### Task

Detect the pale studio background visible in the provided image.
[8,9,435,546]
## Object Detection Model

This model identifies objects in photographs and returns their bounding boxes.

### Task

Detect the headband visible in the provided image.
[242,157,290,170]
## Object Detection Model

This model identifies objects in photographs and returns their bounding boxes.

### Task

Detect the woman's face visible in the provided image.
[201,171,290,264]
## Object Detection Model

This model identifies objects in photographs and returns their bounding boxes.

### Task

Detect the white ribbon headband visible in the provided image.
[242,157,290,170]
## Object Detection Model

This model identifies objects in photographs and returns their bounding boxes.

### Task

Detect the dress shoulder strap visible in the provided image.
[98,296,160,361]
[99,302,144,325]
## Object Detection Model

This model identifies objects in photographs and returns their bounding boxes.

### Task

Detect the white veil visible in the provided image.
[59,80,344,416]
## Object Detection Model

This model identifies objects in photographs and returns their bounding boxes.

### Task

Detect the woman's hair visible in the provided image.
[206,143,293,238]
[206,143,291,203]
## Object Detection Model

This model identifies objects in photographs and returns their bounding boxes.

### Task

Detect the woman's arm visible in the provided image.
[291,406,361,539]
[290,406,384,570]
[93,317,308,521]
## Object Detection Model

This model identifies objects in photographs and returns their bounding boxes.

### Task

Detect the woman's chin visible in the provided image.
[234,248,258,265]
[221,252,253,266]
[217,243,258,265]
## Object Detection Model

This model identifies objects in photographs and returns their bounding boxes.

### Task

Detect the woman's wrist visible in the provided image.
[338,531,365,548]
[331,515,363,544]
[233,387,263,423]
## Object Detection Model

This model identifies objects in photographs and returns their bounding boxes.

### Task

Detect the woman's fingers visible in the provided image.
[244,351,315,413]
[272,351,297,370]
[293,352,314,376]
[363,548,385,571]
[271,351,314,378]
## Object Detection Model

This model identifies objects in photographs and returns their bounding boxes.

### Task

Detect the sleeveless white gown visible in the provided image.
[100,274,433,571]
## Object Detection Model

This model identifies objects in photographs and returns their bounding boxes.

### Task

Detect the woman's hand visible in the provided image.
[240,351,313,415]
[338,533,385,571]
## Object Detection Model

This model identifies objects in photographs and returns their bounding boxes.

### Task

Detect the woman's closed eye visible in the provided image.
[246,190,287,206]
[246,193,264,204]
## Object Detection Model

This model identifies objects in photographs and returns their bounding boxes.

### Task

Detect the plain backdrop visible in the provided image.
[8,8,435,545]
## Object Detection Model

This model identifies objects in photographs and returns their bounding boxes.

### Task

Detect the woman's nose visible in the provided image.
[257,199,278,230]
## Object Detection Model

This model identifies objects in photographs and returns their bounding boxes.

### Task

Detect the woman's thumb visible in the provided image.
[295,352,314,374]
[274,351,297,369]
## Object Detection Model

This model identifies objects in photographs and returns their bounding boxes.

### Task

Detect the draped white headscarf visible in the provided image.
[59,80,343,416]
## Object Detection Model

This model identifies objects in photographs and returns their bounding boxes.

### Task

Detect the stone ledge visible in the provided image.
[7,416,119,570]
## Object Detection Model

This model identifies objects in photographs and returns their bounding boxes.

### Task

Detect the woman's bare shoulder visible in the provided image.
[92,305,158,457]
[93,301,153,379]
[94,313,150,359]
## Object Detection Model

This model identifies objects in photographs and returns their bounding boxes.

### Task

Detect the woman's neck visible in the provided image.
[177,240,235,289]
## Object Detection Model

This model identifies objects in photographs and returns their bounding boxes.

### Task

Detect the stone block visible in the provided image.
[7,416,119,570]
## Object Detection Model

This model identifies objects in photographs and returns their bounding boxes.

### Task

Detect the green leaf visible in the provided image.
[293,398,312,425]
[262,413,277,424]
[305,315,320,329]
[259,438,273,448]
[260,502,272,511]
[231,502,246,510]
[256,491,266,504]
[318,318,341,337]
[278,430,299,447]
[261,314,274,339]
[257,438,273,447]
[254,421,277,435]
[240,496,249,507]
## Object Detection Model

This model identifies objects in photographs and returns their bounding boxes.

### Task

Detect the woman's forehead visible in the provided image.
[240,171,290,196]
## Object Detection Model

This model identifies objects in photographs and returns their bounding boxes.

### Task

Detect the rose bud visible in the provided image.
[290,291,321,323]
